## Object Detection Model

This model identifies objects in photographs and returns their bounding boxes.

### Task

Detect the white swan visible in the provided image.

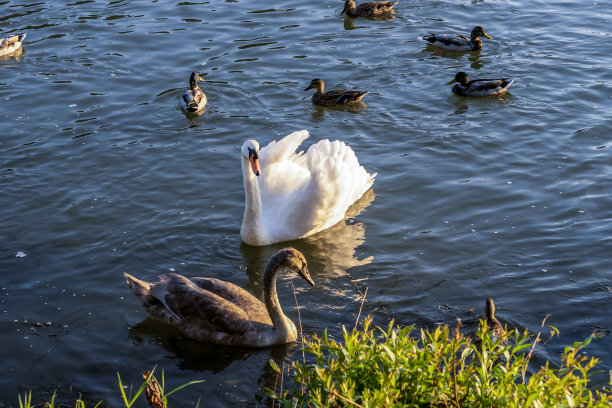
[240,130,376,246]
[124,248,314,347]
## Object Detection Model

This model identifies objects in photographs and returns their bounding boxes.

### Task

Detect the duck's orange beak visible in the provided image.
[249,152,261,176]
[447,78,457,85]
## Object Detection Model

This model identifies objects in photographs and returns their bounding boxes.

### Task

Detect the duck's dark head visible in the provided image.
[189,71,205,89]
[304,78,325,93]
[341,0,356,15]
[448,72,469,85]
[471,26,492,40]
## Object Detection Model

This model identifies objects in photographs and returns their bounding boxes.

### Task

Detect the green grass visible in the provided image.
[269,317,612,407]
[16,366,203,408]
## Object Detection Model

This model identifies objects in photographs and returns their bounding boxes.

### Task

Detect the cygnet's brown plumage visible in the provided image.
[124,248,314,347]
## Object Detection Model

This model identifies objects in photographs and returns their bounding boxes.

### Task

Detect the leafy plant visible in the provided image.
[15,366,202,408]
[270,317,612,407]
[117,366,204,408]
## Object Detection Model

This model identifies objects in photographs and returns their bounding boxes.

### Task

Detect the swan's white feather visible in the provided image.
[243,130,375,245]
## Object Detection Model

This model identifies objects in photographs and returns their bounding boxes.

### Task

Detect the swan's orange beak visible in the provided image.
[249,152,261,176]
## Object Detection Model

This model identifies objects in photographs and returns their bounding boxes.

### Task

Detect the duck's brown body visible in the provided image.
[341,0,397,18]
[0,33,26,56]
[304,78,368,106]
[485,297,507,342]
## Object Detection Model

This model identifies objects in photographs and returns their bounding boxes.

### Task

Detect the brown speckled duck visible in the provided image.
[304,78,368,106]
[449,72,515,97]
[179,71,207,113]
[341,0,397,18]
[485,297,507,342]
[0,33,26,56]
[423,26,492,51]
[124,248,314,347]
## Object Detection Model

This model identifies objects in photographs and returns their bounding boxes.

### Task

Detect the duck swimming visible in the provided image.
[448,72,514,97]
[0,33,26,56]
[179,71,207,113]
[340,0,398,18]
[423,26,491,51]
[124,248,314,347]
[485,297,507,342]
[304,78,368,106]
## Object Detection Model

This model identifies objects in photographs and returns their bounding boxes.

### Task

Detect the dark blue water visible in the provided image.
[1,0,610,406]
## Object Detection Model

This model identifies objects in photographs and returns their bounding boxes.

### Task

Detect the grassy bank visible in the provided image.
[270,317,612,407]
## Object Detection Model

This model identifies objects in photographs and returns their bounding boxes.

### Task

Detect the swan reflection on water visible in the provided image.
[240,188,375,288]
[128,317,298,373]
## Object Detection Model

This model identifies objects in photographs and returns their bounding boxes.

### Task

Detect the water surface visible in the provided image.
[1,0,611,406]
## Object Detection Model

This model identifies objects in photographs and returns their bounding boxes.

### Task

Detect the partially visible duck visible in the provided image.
[341,0,397,18]
[448,72,514,97]
[423,26,492,51]
[124,248,314,347]
[179,71,207,113]
[485,297,507,342]
[304,78,368,106]
[0,33,26,56]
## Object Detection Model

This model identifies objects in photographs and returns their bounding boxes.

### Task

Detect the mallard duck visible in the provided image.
[241,130,375,246]
[485,297,507,342]
[0,33,26,57]
[341,0,397,18]
[423,26,491,51]
[304,78,368,106]
[448,72,514,97]
[179,71,207,113]
[124,248,314,347]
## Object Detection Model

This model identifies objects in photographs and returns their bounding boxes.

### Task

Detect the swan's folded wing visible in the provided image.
[150,274,258,335]
[282,139,375,236]
[190,277,272,324]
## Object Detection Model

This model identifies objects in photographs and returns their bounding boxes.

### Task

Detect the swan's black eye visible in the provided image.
[248,147,259,159]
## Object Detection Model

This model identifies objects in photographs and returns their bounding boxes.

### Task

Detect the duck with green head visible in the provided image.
[304,78,368,106]
[179,71,207,114]
[423,26,492,51]
[341,0,397,18]
[449,72,514,97]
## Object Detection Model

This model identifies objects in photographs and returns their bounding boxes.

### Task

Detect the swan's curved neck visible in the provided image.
[262,263,295,341]
[241,157,266,245]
